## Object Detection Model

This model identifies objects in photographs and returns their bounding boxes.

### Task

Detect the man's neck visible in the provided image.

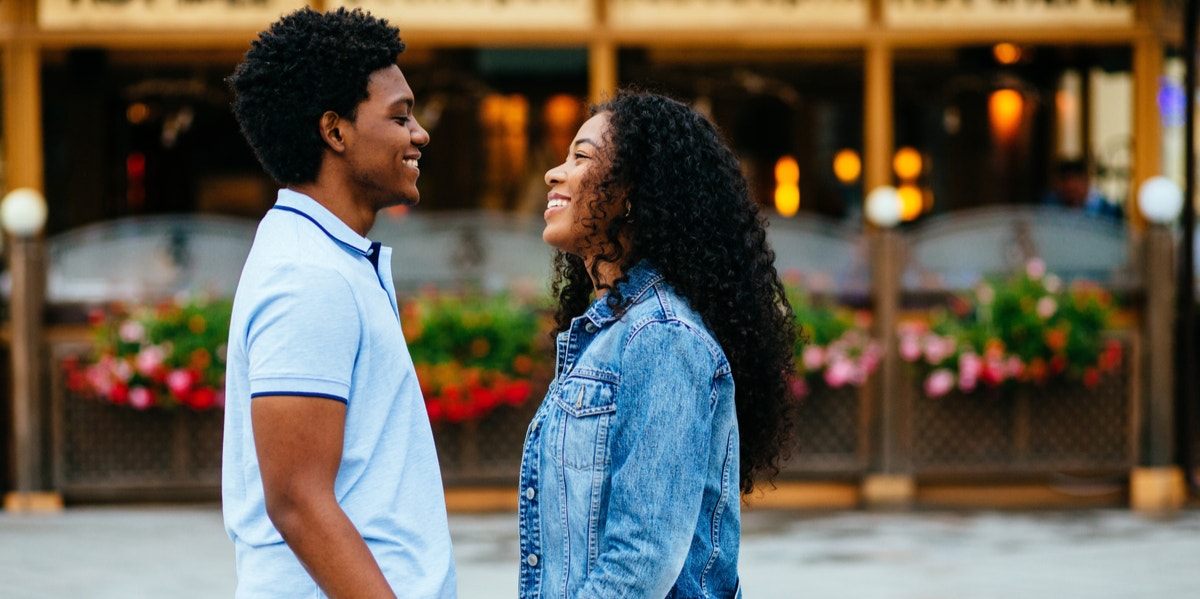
[289,182,376,237]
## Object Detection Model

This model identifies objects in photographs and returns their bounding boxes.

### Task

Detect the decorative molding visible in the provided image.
[38,0,307,30]
[608,0,866,30]
[332,0,593,30]
[886,0,1135,28]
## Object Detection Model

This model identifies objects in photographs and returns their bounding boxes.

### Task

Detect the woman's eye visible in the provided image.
[574,153,588,160]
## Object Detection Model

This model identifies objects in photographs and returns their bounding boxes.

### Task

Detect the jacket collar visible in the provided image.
[584,260,664,327]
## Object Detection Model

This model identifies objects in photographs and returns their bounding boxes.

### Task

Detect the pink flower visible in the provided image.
[166,369,194,397]
[135,346,166,376]
[958,352,982,381]
[924,369,956,398]
[1026,258,1046,280]
[129,386,154,410]
[824,358,854,387]
[899,334,922,362]
[923,335,957,364]
[1036,296,1057,319]
[118,320,146,343]
[958,373,978,392]
[802,346,825,372]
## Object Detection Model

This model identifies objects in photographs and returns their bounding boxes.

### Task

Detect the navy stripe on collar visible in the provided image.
[272,205,371,260]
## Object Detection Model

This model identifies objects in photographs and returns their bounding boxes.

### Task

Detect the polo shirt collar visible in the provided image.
[273,188,374,257]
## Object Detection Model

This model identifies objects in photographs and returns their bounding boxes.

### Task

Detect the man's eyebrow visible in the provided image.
[389,97,414,110]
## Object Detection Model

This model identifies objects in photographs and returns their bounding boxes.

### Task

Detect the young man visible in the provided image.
[222,8,456,597]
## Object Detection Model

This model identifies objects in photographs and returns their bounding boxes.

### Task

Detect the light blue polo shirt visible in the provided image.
[222,189,456,598]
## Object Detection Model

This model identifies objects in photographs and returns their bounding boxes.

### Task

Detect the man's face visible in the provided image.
[341,65,430,209]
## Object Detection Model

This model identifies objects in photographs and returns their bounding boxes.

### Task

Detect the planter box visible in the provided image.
[782,382,869,476]
[912,365,1135,476]
[52,378,223,501]
[434,401,539,486]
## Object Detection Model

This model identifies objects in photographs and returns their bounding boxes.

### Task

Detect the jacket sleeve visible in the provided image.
[577,319,719,597]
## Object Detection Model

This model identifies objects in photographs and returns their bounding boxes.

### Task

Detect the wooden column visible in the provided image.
[588,39,617,105]
[864,40,894,193]
[1131,225,1185,512]
[1130,34,1163,231]
[2,31,60,512]
[861,37,912,508]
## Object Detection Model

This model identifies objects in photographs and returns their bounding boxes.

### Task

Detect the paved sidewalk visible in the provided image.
[2,505,1199,598]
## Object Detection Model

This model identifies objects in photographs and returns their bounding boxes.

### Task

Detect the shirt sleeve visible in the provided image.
[245,263,361,403]
[578,320,719,597]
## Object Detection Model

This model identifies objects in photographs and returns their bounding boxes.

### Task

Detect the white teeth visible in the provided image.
[547,199,568,209]
[403,159,419,168]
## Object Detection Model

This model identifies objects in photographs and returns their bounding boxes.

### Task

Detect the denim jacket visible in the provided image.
[518,262,742,599]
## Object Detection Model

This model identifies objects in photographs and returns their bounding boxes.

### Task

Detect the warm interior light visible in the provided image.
[892,147,922,181]
[774,155,800,217]
[775,155,800,184]
[989,88,1024,142]
[775,186,800,217]
[993,43,1021,65]
[126,102,150,125]
[898,184,923,221]
[833,149,862,184]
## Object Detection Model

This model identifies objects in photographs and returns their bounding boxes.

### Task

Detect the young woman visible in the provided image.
[517,90,798,598]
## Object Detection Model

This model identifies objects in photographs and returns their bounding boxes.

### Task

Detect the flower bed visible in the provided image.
[783,285,877,474]
[897,259,1134,474]
[63,298,231,410]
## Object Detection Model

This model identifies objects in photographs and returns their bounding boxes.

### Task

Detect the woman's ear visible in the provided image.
[318,111,345,152]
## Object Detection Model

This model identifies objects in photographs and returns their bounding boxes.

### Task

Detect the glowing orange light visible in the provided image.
[993,43,1021,65]
[774,156,801,217]
[989,89,1024,142]
[898,184,923,221]
[775,156,800,184]
[833,149,862,184]
[127,102,150,125]
[543,94,581,129]
[892,147,923,181]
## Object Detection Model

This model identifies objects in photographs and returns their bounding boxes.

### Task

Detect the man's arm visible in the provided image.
[253,394,396,599]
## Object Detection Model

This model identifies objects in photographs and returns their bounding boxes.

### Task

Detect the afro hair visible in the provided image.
[228,7,405,185]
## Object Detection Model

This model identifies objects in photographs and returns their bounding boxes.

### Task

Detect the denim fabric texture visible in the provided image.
[518,261,742,599]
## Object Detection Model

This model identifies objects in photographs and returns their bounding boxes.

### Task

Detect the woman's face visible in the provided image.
[542,112,611,257]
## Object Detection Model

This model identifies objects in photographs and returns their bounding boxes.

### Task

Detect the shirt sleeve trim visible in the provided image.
[250,391,348,404]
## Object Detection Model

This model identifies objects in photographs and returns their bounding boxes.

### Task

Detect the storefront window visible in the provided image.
[893,44,1133,222]
[619,48,865,222]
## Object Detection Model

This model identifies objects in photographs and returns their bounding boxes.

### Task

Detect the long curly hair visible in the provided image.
[549,90,798,495]
[228,7,405,185]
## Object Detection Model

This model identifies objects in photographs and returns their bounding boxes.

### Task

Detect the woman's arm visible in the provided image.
[577,320,720,597]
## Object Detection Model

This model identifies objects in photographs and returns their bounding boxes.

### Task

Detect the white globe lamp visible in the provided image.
[865,186,902,228]
[1,188,47,237]
[1137,176,1183,225]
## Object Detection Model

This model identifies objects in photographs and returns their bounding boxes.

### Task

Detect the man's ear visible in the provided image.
[319,110,345,152]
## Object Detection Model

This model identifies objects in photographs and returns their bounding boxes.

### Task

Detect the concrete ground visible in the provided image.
[1,505,1198,598]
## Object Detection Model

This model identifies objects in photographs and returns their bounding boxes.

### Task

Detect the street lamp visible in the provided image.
[862,185,912,507]
[1132,176,1187,513]
[1137,176,1183,225]
[1,187,59,512]
[865,185,902,229]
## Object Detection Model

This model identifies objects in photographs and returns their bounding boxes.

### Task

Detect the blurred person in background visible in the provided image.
[1041,158,1122,220]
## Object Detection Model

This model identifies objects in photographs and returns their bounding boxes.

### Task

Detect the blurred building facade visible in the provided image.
[0,0,1195,510]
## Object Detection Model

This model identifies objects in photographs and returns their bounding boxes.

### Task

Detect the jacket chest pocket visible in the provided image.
[550,376,617,471]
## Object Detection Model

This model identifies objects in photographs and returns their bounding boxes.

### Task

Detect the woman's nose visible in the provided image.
[545,165,565,186]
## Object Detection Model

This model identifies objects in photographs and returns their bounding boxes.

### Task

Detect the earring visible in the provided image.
[624,200,633,220]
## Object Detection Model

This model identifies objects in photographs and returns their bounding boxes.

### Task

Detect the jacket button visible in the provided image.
[526,554,539,567]
[525,487,536,500]
[584,322,597,333]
